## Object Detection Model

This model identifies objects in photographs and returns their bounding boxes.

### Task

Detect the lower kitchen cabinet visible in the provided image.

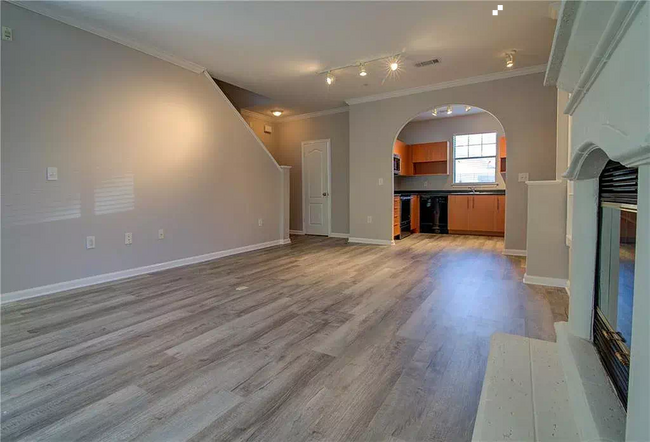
[448,194,505,236]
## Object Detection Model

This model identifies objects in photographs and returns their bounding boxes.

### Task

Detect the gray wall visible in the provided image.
[242,114,279,159]
[349,73,557,250]
[395,112,506,191]
[275,112,350,234]
[1,3,283,293]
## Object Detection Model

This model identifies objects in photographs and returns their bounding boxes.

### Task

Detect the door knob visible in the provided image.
[322,192,328,197]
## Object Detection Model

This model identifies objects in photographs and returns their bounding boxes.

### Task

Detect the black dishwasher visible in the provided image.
[420,195,448,234]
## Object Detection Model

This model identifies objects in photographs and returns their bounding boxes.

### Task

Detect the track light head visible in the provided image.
[326,72,335,85]
[465,105,472,112]
[432,108,437,117]
[506,52,515,68]
[359,64,367,77]
[446,105,453,115]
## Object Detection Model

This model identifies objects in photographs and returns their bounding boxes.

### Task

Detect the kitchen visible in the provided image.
[393,104,507,239]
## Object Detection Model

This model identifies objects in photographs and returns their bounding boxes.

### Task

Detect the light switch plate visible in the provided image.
[367,216,373,224]
[378,178,384,186]
[158,229,164,239]
[518,172,529,182]
[86,236,95,249]
[125,232,133,245]
[258,218,263,226]
[47,167,58,181]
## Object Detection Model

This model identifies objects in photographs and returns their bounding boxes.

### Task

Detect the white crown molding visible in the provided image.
[280,107,349,123]
[241,109,275,123]
[523,274,569,289]
[1,238,289,303]
[344,65,548,106]
[8,0,206,74]
[563,0,645,115]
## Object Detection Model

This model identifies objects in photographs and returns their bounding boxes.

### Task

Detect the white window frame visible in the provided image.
[452,131,498,185]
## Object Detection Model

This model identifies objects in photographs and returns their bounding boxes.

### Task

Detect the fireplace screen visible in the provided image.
[595,161,638,408]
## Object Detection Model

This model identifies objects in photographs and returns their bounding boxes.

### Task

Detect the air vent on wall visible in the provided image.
[414,58,440,68]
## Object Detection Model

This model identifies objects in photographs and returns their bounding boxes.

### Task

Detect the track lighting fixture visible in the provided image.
[432,108,438,117]
[465,105,472,112]
[506,52,515,68]
[446,105,453,115]
[359,64,367,77]
[272,110,283,117]
[320,53,401,86]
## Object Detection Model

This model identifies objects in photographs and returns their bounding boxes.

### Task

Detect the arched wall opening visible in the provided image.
[348,72,557,250]
[390,103,507,240]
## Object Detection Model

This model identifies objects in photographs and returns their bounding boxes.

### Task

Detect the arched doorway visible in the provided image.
[391,104,507,241]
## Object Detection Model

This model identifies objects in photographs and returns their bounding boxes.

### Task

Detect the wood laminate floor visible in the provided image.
[1,234,569,442]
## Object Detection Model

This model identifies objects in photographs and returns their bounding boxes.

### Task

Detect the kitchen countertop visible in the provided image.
[395,189,506,196]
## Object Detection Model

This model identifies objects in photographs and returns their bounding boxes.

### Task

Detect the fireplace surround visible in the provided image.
[546,1,649,440]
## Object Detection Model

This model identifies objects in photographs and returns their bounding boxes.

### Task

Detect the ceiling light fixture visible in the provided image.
[390,61,399,71]
[506,52,515,68]
[272,110,283,117]
[432,108,438,117]
[493,9,498,16]
[498,5,504,10]
[359,64,367,77]
[446,105,453,115]
[465,105,472,112]
[326,72,335,85]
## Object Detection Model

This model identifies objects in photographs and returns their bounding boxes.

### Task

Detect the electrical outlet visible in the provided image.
[378,178,384,186]
[518,172,529,182]
[47,167,58,181]
[258,218,263,227]
[424,180,429,187]
[86,236,95,249]
[158,229,164,240]
[367,216,373,224]
[125,232,133,245]
[2,26,13,41]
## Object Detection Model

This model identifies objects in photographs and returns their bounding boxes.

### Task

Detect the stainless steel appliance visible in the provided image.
[393,153,401,175]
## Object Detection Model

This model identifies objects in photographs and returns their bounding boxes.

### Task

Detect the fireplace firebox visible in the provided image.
[594,160,638,409]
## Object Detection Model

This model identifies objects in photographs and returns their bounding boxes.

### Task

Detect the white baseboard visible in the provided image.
[503,249,527,257]
[1,238,290,304]
[523,273,569,288]
[329,232,350,239]
[289,230,305,235]
[280,238,292,245]
[348,237,393,246]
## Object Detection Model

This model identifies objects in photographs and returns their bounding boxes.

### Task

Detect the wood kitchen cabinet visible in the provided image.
[393,196,400,237]
[448,194,505,236]
[393,140,413,176]
[410,195,420,233]
[411,142,447,163]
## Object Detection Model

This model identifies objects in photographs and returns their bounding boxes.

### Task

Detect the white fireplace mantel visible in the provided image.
[545,1,649,441]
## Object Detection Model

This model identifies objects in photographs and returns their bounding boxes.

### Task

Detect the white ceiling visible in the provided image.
[409,104,485,122]
[21,1,557,117]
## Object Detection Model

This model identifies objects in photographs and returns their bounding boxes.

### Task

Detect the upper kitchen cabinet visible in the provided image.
[410,141,449,176]
[393,139,413,176]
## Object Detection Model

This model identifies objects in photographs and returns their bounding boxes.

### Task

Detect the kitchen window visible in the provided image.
[453,132,497,184]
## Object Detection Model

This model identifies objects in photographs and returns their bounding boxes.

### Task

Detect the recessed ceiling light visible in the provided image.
[359,64,367,77]
[272,110,283,117]
[432,108,438,116]
[498,5,504,10]
[326,72,335,85]
[465,105,472,112]
[446,105,453,115]
[390,62,399,71]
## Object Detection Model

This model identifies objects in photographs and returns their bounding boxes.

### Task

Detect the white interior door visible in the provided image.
[302,140,330,236]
